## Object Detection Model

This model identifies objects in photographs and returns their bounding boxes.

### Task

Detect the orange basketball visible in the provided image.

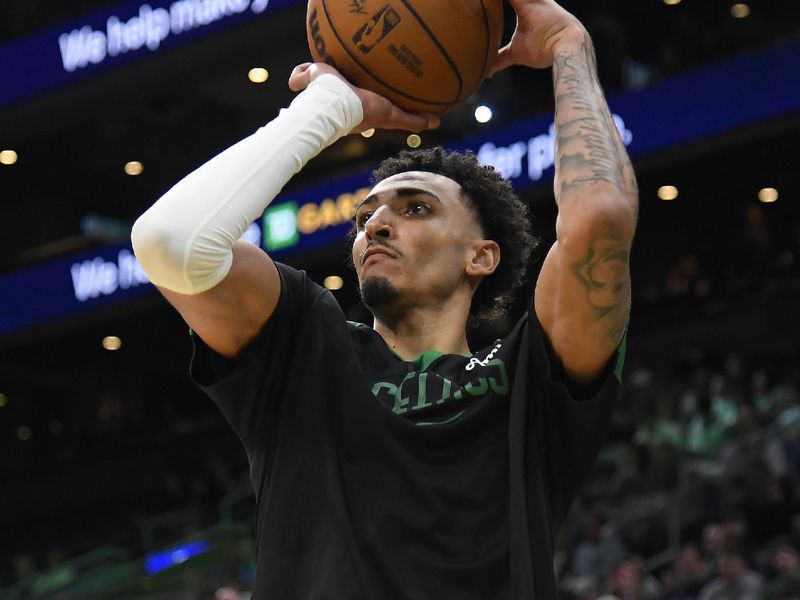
[306,0,504,114]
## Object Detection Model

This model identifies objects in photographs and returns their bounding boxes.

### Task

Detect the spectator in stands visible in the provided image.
[607,557,661,600]
[683,390,729,458]
[632,401,683,452]
[689,412,761,484]
[569,512,628,581]
[697,550,764,600]
[751,368,773,419]
[766,542,800,600]
[702,524,728,573]
[660,543,714,600]
[720,513,755,559]
[664,253,711,299]
[709,373,739,431]
[560,574,601,600]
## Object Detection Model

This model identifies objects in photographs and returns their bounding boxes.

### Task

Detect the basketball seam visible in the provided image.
[319,0,459,107]
[476,0,491,97]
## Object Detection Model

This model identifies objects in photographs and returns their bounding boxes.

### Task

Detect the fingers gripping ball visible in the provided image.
[306,0,504,114]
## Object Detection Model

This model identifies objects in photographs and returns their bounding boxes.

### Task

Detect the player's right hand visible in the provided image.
[288,62,440,134]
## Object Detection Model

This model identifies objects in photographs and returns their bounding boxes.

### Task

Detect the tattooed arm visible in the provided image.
[493,0,638,386]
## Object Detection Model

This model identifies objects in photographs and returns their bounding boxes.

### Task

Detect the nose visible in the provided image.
[363,204,393,240]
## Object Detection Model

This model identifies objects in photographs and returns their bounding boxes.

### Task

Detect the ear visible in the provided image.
[465,240,500,278]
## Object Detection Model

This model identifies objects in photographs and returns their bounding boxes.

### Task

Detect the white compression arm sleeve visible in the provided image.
[131,74,363,295]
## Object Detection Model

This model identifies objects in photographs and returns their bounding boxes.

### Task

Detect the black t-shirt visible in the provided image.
[190,263,624,599]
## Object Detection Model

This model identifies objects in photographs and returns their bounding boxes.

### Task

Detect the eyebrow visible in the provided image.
[355,187,442,213]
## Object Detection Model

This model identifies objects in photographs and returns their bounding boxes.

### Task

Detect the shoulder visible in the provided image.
[512,306,625,400]
[535,305,625,394]
[273,261,341,317]
[218,263,347,364]
[274,261,321,300]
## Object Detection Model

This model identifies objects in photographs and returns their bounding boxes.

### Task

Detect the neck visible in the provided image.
[372,300,471,359]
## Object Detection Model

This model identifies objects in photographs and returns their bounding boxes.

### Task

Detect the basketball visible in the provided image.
[306,0,504,114]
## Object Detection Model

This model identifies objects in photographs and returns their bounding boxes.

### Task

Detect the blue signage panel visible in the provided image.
[0,246,151,336]
[0,223,262,338]
[461,39,800,188]
[0,0,304,107]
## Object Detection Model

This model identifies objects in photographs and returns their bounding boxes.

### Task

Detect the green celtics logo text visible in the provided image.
[372,359,509,416]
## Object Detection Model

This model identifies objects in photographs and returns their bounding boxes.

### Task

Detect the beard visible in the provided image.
[359,275,401,311]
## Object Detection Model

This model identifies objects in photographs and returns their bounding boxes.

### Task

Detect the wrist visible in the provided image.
[550,23,590,56]
[303,73,364,133]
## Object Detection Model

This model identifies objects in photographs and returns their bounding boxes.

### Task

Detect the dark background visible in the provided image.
[1,0,799,597]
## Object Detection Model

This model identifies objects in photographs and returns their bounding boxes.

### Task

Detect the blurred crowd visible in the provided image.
[557,350,800,600]
[638,205,800,308]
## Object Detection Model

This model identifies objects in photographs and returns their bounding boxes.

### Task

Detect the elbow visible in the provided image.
[131,212,169,270]
[557,192,637,249]
[587,187,637,228]
[131,210,233,295]
[595,193,637,239]
[131,211,189,291]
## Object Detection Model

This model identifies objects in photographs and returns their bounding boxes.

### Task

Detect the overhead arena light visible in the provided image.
[248,67,269,83]
[124,161,143,176]
[758,187,778,203]
[0,150,18,165]
[658,185,679,201]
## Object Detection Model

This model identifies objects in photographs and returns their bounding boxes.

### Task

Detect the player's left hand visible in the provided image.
[489,0,586,75]
[288,62,440,134]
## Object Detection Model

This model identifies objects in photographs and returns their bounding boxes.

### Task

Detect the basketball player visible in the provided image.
[131,0,637,597]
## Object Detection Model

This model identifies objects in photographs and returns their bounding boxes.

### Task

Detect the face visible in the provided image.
[614,562,640,592]
[679,547,704,573]
[703,525,725,552]
[721,555,745,581]
[774,547,799,574]
[351,171,494,317]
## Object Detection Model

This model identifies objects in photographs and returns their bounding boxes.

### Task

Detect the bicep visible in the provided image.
[534,211,632,385]
[158,241,281,359]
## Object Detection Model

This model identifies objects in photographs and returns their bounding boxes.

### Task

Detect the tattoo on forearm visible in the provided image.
[553,36,638,200]
[572,236,631,341]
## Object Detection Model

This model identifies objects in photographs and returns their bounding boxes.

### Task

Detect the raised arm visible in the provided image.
[493,0,638,386]
[131,65,438,359]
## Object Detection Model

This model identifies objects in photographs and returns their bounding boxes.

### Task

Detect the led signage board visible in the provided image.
[0,0,302,107]
[0,224,261,338]
[57,0,271,72]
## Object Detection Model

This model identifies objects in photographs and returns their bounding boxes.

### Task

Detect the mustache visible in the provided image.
[359,241,403,266]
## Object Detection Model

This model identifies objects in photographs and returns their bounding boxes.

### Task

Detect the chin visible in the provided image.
[359,275,401,311]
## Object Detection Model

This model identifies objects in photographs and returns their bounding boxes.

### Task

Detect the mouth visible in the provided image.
[361,245,396,266]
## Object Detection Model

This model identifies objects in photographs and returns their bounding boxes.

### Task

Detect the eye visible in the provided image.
[405,201,431,216]
[354,211,373,230]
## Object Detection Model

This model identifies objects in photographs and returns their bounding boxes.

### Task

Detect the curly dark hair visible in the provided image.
[366,146,539,324]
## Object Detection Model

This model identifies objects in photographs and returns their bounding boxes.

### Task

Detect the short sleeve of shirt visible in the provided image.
[525,307,625,526]
[188,262,331,499]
